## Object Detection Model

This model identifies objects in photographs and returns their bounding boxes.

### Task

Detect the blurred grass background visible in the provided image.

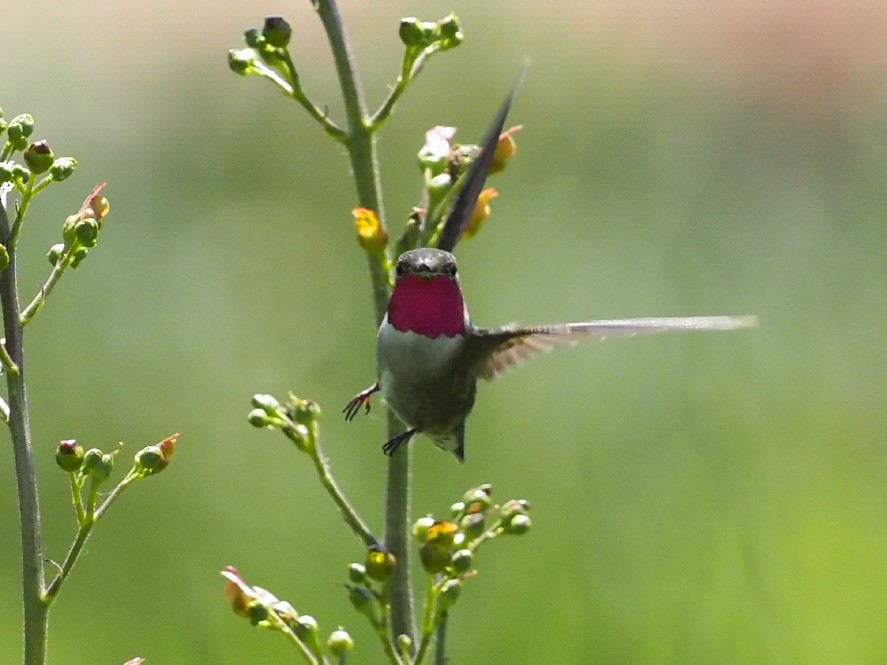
[2,0,886,663]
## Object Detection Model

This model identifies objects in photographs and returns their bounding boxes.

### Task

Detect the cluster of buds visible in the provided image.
[406,485,533,619]
[55,433,178,485]
[248,393,320,454]
[352,207,388,255]
[1,109,78,190]
[222,566,354,658]
[398,15,463,52]
[228,16,293,81]
[48,183,110,270]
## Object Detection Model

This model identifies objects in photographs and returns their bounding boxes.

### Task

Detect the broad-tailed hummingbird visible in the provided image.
[344,81,756,462]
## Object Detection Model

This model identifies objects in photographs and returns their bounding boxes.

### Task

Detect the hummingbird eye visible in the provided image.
[395,263,405,277]
[448,265,457,277]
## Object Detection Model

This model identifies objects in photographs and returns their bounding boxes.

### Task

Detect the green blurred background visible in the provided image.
[2,0,886,663]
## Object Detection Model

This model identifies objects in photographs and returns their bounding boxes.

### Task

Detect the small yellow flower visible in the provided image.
[352,207,388,253]
[463,188,498,238]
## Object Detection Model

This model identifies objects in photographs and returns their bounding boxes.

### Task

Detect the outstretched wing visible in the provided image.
[470,315,758,380]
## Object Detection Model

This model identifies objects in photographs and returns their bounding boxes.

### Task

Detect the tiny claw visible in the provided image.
[382,428,418,456]
[343,382,380,422]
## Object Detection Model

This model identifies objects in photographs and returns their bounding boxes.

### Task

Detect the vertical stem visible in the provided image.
[1,200,48,664]
[313,0,415,642]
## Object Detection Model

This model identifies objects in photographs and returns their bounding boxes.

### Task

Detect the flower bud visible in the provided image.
[251,393,280,413]
[437,14,464,50]
[262,16,292,48]
[489,126,521,174]
[398,17,427,47]
[449,501,466,519]
[347,562,367,584]
[246,599,269,625]
[70,246,89,268]
[503,513,532,535]
[459,512,485,540]
[327,628,354,656]
[365,544,395,582]
[294,615,322,656]
[395,633,413,655]
[228,48,258,75]
[412,515,436,543]
[0,244,9,273]
[23,140,53,174]
[462,484,493,511]
[437,578,462,612]
[347,584,376,620]
[47,243,65,266]
[6,114,34,141]
[451,548,473,574]
[83,448,113,482]
[0,161,14,184]
[55,439,84,472]
[243,28,264,49]
[419,542,451,574]
[49,157,77,182]
[75,218,99,247]
[463,188,498,239]
[248,408,273,428]
[352,207,388,254]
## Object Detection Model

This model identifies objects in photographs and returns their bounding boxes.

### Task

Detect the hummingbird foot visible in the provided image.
[343,382,380,421]
[382,428,419,457]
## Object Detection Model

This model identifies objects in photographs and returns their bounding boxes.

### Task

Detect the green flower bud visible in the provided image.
[347,584,376,620]
[251,393,280,413]
[463,484,493,511]
[134,444,166,475]
[348,562,367,584]
[451,548,473,574]
[327,628,354,656]
[75,218,99,247]
[499,498,530,522]
[70,246,88,269]
[395,633,413,655]
[0,161,14,184]
[398,17,424,47]
[262,16,292,48]
[228,48,258,75]
[504,513,532,535]
[437,578,462,612]
[412,515,436,543]
[47,243,65,266]
[427,172,452,196]
[23,140,54,174]
[50,157,77,182]
[365,544,395,582]
[449,501,466,519]
[419,542,451,574]
[83,448,113,481]
[0,244,9,273]
[246,599,269,625]
[8,114,34,139]
[248,408,274,428]
[291,398,320,427]
[243,28,264,49]
[11,162,30,184]
[459,512,485,540]
[438,14,464,50]
[294,615,322,655]
[55,439,84,472]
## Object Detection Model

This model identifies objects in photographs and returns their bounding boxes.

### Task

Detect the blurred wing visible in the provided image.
[473,315,757,380]
[437,69,526,252]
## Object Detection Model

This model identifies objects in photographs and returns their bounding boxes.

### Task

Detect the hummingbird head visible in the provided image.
[387,248,467,338]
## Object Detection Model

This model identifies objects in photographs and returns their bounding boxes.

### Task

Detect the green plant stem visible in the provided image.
[1,197,48,665]
[20,248,73,325]
[44,471,135,603]
[308,442,377,547]
[432,612,448,665]
[313,0,415,643]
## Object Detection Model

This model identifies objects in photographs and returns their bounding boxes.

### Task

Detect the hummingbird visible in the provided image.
[343,79,756,462]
